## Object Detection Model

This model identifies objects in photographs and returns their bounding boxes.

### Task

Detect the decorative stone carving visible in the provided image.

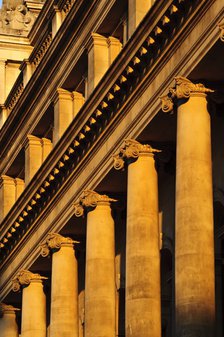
[0,303,20,316]
[113,139,161,170]
[40,233,78,257]
[160,77,214,113]
[219,21,224,42]
[12,270,47,292]
[74,190,116,217]
[0,0,36,33]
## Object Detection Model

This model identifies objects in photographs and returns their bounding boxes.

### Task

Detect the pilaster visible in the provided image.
[0,175,16,222]
[25,135,42,185]
[72,91,85,117]
[41,138,53,162]
[88,33,109,96]
[107,37,122,65]
[128,0,154,37]
[53,88,73,144]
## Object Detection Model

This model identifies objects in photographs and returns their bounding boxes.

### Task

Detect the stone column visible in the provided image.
[88,33,109,95]
[53,88,73,144]
[128,0,154,37]
[12,270,47,337]
[161,77,215,337]
[25,135,42,185]
[0,303,19,337]
[0,175,16,221]
[40,233,79,337]
[113,139,161,337]
[74,190,116,337]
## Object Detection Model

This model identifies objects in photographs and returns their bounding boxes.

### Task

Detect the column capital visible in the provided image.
[74,190,116,217]
[113,139,160,170]
[40,232,78,257]
[219,20,224,42]
[0,303,20,316]
[160,77,214,113]
[12,270,47,292]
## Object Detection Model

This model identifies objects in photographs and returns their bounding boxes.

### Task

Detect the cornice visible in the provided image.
[0,0,220,264]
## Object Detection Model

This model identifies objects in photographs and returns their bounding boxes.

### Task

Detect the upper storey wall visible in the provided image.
[0,0,43,104]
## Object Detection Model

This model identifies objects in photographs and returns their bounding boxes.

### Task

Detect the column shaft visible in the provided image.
[175,93,215,336]
[21,281,46,337]
[85,202,116,337]
[0,306,19,337]
[50,245,78,337]
[126,153,161,337]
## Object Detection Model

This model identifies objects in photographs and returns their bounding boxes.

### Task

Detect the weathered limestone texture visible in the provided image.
[114,139,161,337]
[40,233,79,337]
[12,270,47,337]
[74,190,116,337]
[161,77,215,337]
[0,303,19,337]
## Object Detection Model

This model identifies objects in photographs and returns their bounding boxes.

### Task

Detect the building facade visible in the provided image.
[0,0,224,336]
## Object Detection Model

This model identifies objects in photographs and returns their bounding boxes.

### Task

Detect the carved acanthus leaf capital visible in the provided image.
[113,139,161,170]
[160,77,214,113]
[12,270,47,292]
[40,233,78,257]
[0,303,20,316]
[74,190,116,217]
[219,21,224,42]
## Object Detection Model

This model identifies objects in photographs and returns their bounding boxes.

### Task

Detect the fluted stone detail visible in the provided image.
[160,77,214,113]
[113,139,160,170]
[0,303,20,316]
[40,233,78,257]
[74,190,116,217]
[12,270,47,292]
